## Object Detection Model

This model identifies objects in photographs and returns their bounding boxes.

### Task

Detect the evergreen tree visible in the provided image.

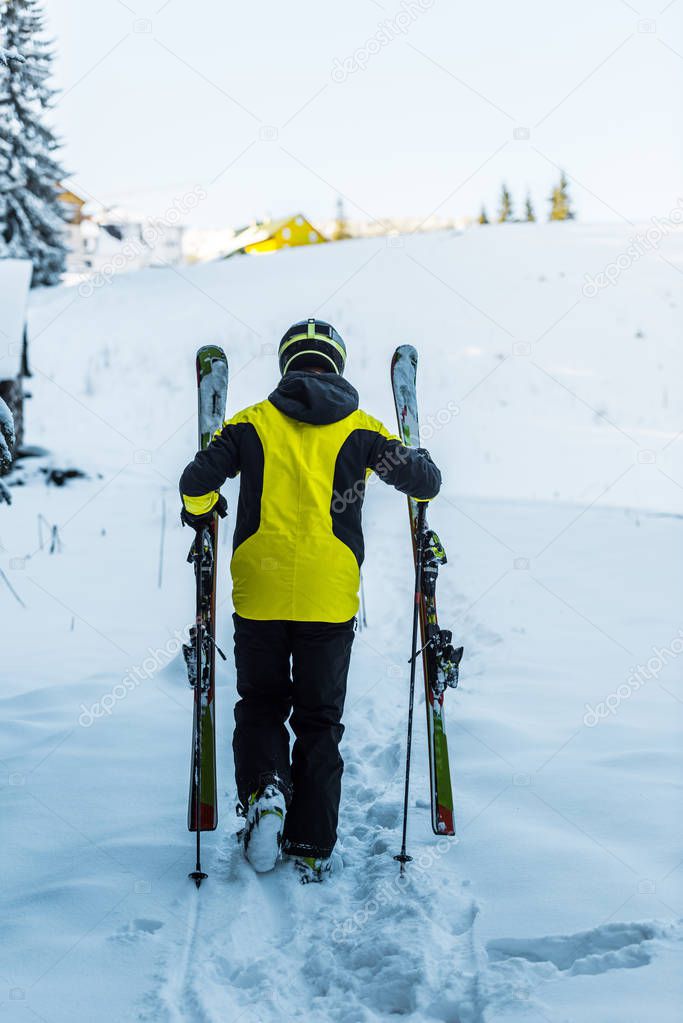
[497,183,514,223]
[0,0,67,285]
[524,193,536,222]
[478,205,489,225]
[548,171,575,222]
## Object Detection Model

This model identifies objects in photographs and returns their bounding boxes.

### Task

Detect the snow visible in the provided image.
[1,222,681,1021]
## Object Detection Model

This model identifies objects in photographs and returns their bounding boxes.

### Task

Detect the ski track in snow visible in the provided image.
[152,739,486,1023]
[151,833,682,1023]
[157,895,201,1023]
[149,716,682,1023]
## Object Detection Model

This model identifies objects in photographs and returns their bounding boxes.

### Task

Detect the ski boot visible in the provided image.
[242,784,286,873]
[292,852,341,884]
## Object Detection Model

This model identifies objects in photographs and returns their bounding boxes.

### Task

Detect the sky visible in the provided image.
[42,0,683,230]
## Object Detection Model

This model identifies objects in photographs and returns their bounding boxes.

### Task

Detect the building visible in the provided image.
[0,259,33,464]
[230,214,327,256]
[66,208,187,276]
[318,213,468,239]
[58,187,88,225]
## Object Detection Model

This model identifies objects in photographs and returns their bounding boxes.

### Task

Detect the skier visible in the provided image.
[179,319,441,882]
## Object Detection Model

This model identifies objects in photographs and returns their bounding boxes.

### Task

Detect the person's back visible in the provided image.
[179,319,441,881]
[182,366,439,622]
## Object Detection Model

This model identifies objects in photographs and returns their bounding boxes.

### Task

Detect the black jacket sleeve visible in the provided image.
[368,435,441,500]
[179,422,242,508]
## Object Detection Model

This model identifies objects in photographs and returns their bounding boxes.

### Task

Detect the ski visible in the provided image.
[183,345,228,884]
[391,344,463,836]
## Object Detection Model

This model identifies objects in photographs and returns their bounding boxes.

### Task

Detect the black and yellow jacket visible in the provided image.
[180,372,441,623]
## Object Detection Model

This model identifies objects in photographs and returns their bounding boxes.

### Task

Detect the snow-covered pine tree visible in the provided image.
[548,171,575,222]
[0,0,67,285]
[478,205,489,225]
[497,184,513,223]
[524,193,536,222]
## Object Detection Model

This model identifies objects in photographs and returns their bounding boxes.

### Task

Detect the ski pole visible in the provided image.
[395,500,427,874]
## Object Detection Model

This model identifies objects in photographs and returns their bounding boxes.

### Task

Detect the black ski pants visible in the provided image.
[232,614,355,859]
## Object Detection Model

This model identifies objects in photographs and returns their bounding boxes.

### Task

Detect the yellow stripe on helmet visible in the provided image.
[278,332,346,361]
[282,349,340,375]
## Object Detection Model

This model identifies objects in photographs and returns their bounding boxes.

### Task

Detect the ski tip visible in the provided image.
[392,344,418,364]
[189,870,208,888]
[196,344,227,361]
[195,345,228,384]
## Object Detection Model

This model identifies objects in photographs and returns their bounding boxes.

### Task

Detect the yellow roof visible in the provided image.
[57,188,87,207]
[232,213,327,254]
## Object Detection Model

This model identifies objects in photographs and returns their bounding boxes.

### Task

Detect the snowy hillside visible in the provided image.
[2,223,682,1022]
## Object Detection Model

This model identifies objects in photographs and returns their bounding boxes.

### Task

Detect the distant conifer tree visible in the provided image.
[497,183,514,223]
[548,171,575,222]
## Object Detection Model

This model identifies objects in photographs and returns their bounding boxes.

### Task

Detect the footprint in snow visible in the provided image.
[358,740,402,775]
[109,918,163,943]
[470,623,503,647]
[487,920,662,977]
[366,798,401,830]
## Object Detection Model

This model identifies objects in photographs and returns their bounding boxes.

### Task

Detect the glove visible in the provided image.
[181,493,227,529]
[412,447,441,502]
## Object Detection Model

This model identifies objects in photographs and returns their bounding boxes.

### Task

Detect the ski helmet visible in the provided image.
[278,318,347,376]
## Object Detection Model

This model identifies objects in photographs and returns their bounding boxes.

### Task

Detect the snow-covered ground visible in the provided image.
[1,222,682,1022]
